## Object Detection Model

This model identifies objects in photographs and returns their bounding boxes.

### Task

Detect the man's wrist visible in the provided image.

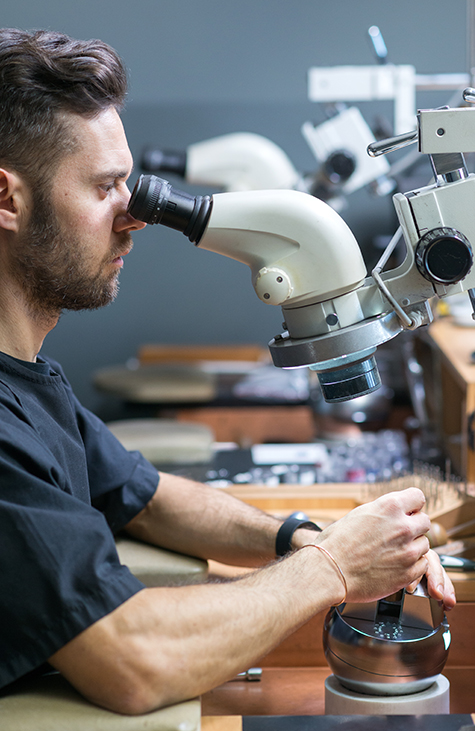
[290,526,323,551]
[275,517,321,557]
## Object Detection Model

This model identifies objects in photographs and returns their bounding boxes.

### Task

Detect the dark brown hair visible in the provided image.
[0,28,128,189]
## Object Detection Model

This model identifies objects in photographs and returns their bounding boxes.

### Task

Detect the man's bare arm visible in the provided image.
[124,471,318,567]
[124,473,457,606]
[49,488,436,716]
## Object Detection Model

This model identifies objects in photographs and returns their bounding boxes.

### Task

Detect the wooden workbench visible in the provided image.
[420,317,475,480]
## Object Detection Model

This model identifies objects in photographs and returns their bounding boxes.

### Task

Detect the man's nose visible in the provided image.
[113,210,147,233]
[114,186,147,232]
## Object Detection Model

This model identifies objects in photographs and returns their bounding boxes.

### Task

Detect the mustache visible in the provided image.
[110,233,133,259]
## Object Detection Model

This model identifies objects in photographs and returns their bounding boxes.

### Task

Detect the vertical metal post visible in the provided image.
[467,0,475,85]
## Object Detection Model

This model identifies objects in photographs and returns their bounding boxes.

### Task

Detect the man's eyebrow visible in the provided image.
[93,167,133,182]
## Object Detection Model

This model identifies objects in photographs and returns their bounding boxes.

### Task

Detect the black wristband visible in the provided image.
[275,517,322,557]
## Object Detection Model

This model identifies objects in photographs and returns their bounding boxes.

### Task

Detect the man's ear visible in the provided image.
[0,168,29,233]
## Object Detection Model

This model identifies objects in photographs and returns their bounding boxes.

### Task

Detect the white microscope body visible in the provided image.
[128,90,475,403]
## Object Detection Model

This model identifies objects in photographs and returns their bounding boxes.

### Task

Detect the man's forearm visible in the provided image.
[50,543,344,715]
[125,471,312,566]
[124,476,456,611]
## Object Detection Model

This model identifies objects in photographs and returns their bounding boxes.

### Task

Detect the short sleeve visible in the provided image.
[0,356,159,689]
[46,357,159,533]
[0,439,146,689]
[76,403,159,532]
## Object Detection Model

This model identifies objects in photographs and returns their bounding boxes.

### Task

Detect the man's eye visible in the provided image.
[100,182,115,193]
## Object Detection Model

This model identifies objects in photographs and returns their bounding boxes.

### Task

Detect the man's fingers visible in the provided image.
[425,549,457,610]
[318,489,451,605]
[406,576,422,594]
[406,551,457,611]
[395,487,427,514]
[377,489,430,531]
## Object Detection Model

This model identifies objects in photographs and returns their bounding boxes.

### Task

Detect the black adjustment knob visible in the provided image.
[415,227,473,285]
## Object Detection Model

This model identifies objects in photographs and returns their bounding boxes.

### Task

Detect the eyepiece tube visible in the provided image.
[128,174,212,244]
[141,148,187,177]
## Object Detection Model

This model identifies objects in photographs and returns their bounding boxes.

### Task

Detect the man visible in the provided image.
[0,28,454,715]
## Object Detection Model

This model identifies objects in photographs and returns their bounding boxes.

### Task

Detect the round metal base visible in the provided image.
[324,674,450,716]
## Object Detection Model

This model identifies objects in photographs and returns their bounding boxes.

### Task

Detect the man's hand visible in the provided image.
[312,488,438,603]
[293,488,456,611]
[407,548,456,611]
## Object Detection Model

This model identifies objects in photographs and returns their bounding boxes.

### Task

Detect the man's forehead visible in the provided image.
[62,107,133,176]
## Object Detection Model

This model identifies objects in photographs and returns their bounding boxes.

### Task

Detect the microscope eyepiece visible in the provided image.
[128,174,212,244]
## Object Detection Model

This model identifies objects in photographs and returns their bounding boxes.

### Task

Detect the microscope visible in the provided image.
[128,89,475,409]
[141,132,301,193]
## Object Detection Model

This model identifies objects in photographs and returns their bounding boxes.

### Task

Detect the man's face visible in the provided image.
[11,107,145,314]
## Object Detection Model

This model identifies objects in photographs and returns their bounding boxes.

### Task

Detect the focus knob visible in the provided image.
[415,227,473,285]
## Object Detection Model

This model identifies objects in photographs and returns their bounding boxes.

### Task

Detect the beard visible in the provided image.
[10,191,132,316]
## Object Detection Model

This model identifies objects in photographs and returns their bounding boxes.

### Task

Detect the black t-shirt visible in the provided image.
[0,351,159,689]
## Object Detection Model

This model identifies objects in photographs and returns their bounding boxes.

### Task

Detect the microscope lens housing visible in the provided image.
[313,354,381,402]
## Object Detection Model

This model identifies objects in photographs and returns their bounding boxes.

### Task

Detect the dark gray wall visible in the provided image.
[1,1,469,414]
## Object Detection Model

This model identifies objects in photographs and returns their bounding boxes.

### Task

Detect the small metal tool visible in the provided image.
[231,668,262,682]
[439,555,475,571]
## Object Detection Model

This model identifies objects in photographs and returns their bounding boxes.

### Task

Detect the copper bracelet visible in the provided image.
[302,544,348,606]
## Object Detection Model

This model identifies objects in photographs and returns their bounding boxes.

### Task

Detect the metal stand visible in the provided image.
[324,674,450,715]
